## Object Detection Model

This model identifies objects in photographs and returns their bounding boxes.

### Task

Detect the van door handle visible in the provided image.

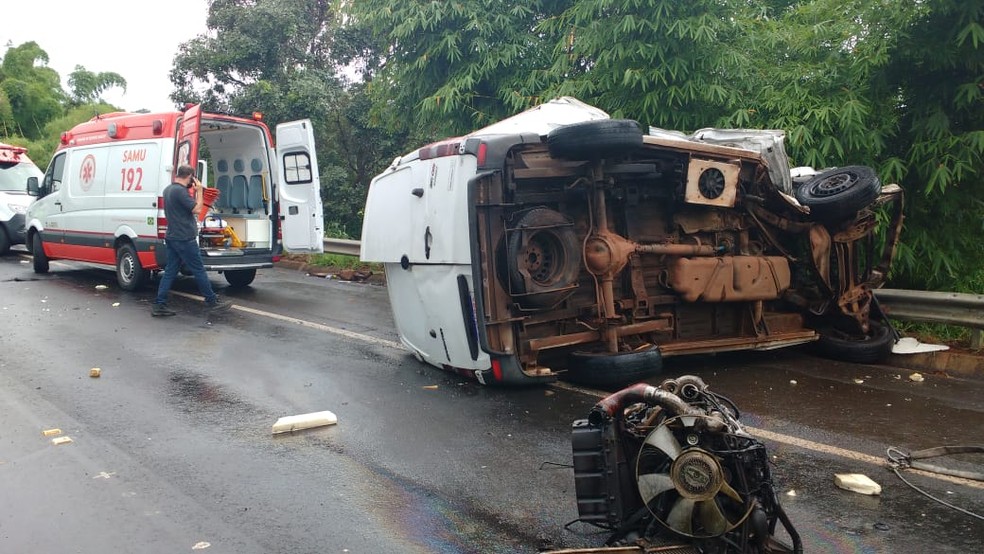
[411,188,424,198]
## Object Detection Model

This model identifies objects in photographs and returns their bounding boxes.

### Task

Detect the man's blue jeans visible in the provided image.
[154,238,218,305]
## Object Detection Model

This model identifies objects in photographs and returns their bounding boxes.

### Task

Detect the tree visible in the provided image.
[67,65,127,106]
[0,42,65,139]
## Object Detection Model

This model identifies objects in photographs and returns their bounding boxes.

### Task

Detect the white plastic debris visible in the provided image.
[192,542,211,550]
[853,378,864,384]
[789,380,798,386]
[42,428,62,437]
[786,490,797,497]
[112,302,120,307]
[909,372,925,382]
[51,436,73,446]
[834,473,882,495]
[271,411,337,435]
[95,285,108,290]
[893,337,949,354]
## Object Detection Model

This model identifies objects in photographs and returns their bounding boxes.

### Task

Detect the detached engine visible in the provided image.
[571,376,801,553]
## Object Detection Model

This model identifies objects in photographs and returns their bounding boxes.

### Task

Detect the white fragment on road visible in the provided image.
[834,473,882,495]
[853,378,864,384]
[789,380,797,385]
[112,302,120,307]
[893,336,949,354]
[192,542,211,550]
[271,411,338,435]
[90,367,101,378]
[51,436,73,445]
[909,372,925,382]
[93,472,116,479]
[95,285,109,290]
[786,490,797,497]
[42,428,62,437]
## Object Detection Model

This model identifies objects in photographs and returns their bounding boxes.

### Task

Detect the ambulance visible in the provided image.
[25,105,324,290]
[0,142,42,255]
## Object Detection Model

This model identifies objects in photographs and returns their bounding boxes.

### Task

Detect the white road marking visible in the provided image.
[177,289,983,490]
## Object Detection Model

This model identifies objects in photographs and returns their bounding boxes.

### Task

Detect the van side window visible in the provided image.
[44,152,66,192]
[282,152,312,184]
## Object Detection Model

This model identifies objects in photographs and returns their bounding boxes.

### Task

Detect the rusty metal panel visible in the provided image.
[667,256,791,302]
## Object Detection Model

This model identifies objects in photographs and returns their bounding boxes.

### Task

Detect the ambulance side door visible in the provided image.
[174,105,202,176]
[275,119,324,253]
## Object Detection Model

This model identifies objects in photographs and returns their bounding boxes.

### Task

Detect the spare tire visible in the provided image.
[795,165,881,222]
[547,119,644,160]
[506,208,580,309]
[566,345,664,388]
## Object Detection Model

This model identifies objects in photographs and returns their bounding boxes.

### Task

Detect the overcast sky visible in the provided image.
[3,0,210,112]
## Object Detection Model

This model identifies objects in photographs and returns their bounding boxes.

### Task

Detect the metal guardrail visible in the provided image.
[322,237,361,257]
[875,289,984,349]
[322,239,983,349]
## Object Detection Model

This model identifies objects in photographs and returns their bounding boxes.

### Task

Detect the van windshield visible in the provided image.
[0,161,43,192]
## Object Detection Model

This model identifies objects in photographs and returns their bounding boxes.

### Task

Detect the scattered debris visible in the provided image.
[42,428,62,437]
[545,390,555,396]
[853,378,864,384]
[90,367,101,378]
[112,302,120,307]
[834,473,882,495]
[336,269,373,282]
[95,285,108,290]
[51,436,73,446]
[92,472,115,479]
[422,384,439,390]
[271,410,337,435]
[789,379,797,385]
[893,336,949,354]
[786,490,797,497]
[909,372,925,383]
[873,522,890,531]
[192,542,211,550]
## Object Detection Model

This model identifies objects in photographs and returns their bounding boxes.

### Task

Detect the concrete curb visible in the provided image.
[887,350,984,379]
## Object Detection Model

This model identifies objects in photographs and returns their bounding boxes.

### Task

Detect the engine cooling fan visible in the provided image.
[636,415,753,538]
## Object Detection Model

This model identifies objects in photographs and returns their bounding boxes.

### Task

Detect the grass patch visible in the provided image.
[307,253,382,272]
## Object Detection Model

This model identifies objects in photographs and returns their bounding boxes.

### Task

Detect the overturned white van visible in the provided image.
[361,98,903,386]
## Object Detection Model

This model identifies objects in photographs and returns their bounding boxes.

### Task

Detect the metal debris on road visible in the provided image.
[90,367,101,378]
[422,384,439,390]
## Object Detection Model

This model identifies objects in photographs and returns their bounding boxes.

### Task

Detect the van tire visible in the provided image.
[0,226,10,255]
[566,345,664,387]
[506,208,580,309]
[224,268,256,288]
[794,165,881,222]
[547,119,644,160]
[32,233,49,273]
[116,243,148,291]
[814,319,895,364]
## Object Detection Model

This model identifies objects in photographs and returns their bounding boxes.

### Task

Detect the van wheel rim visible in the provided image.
[120,254,134,282]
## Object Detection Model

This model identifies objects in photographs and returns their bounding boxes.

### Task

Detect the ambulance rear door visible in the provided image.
[174,105,202,177]
[275,119,324,253]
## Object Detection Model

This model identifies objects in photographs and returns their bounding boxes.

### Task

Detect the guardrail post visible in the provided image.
[972,329,983,351]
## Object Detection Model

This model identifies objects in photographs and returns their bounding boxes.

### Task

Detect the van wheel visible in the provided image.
[506,208,580,309]
[32,234,49,273]
[794,166,881,222]
[0,226,10,255]
[116,243,149,291]
[566,345,664,388]
[547,119,644,160]
[814,320,895,364]
[224,268,256,288]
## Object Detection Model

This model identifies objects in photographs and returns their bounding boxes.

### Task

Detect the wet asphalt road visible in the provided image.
[1,250,982,553]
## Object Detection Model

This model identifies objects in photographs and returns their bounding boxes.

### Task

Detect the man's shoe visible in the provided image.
[206,298,233,314]
[152,303,177,317]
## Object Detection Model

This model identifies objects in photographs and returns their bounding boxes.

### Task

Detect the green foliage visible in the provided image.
[67,66,126,106]
[1,42,65,139]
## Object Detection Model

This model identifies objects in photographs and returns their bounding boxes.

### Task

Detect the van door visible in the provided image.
[174,105,202,176]
[275,119,324,253]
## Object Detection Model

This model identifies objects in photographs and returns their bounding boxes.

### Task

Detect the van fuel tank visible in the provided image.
[666,256,791,302]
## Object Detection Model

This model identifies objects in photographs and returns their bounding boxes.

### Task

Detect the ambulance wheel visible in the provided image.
[32,233,49,273]
[224,268,256,288]
[116,243,149,291]
[0,226,10,255]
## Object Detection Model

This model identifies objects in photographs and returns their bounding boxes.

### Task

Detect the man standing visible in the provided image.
[152,165,232,317]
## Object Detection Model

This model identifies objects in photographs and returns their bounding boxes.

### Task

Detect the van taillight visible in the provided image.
[476,142,487,166]
[491,358,503,381]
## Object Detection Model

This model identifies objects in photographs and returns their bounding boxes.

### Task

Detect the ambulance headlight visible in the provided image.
[7,203,27,215]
